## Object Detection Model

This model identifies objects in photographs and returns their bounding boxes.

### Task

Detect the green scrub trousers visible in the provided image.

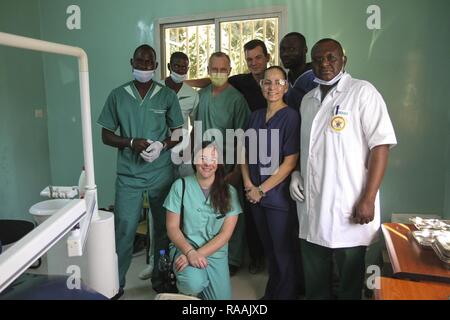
[170,248,232,300]
[115,165,174,288]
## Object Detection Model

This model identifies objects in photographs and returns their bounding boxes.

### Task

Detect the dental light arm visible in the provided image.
[0,32,99,293]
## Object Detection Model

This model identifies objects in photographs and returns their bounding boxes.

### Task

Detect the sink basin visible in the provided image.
[29,199,71,225]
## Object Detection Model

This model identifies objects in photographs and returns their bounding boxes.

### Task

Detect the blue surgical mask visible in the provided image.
[170,71,187,83]
[313,69,345,86]
[133,69,155,83]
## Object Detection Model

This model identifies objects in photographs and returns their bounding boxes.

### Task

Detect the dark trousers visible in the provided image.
[300,239,366,300]
[251,204,298,299]
[244,199,265,263]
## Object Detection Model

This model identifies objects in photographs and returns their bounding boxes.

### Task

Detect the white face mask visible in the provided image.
[133,69,155,83]
[313,69,345,86]
[170,71,187,83]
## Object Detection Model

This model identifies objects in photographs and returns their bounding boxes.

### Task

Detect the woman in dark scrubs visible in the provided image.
[241,66,300,300]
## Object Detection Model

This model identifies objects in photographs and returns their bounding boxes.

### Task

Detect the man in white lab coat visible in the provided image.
[289,38,397,299]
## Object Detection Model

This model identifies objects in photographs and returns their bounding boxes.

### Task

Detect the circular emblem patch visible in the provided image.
[330,116,346,132]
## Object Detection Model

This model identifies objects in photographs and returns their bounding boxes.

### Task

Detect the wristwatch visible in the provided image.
[258,185,266,197]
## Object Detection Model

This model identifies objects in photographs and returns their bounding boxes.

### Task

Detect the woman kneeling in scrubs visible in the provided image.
[241,66,300,299]
[164,142,242,300]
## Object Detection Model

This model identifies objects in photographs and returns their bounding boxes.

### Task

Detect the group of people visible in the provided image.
[97,31,397,300]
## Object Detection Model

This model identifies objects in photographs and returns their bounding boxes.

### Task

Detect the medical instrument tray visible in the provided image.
[431,242,450,269]
[409,217,450,231]
[411,230,449,248]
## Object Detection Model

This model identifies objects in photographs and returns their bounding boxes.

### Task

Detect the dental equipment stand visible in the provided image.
[0,32,119,298]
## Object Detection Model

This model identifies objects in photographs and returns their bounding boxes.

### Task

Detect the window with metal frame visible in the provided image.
[160,13,281,79]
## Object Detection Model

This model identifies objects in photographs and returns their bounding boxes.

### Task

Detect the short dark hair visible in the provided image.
[283,32,306,47]
[170,51,189,64]
[312,38,344,56]
[243,39,268,56]
[265,65,287,79]
[133,44,156,59]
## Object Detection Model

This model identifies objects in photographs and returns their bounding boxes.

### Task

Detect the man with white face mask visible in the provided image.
[193,52,251,275]
[164,52,199,178]
[97,44,184,297]
[290,39,397,299]
[164,52,199,134]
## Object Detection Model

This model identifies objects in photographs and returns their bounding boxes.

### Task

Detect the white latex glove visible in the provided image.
[140,141,164,163]
[139,139,153,162]
[290,171,305,202]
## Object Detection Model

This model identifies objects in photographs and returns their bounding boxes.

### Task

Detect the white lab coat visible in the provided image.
[297,73,397,248]
[165,82,199,176]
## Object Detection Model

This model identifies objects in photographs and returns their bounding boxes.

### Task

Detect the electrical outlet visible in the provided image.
[34,109,44,118]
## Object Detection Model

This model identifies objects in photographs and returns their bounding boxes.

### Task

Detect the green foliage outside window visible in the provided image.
[164,17,278,79]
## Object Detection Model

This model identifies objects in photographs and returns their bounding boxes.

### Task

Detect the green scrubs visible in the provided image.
[98,81,183,288]
[194,84,250,173]
[163,175,242,300]
[194,84,250,268]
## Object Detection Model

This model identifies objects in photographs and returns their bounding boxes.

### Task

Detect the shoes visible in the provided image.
[248,258,265,274]
[152,282,178,294]
[111,287,124,300]
[152,283,165,294]
[229,264,239,276]
[132,234,147,255]
[138,264,153,280]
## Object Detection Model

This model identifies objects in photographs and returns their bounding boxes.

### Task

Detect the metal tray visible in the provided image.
[431,242,450,268]
[435,235,450,257]
[409,217,450,231]
[411,230,447,248]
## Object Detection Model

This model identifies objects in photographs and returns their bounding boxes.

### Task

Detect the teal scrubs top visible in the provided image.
[163,175,242,257]
[97,81,184,187]
[194,84,251,172]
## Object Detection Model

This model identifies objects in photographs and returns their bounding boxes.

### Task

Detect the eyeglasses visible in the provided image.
[259,79,288,88]
[196,155,218,164]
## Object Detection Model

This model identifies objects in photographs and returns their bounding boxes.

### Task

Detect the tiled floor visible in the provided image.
[121,252,268,300]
